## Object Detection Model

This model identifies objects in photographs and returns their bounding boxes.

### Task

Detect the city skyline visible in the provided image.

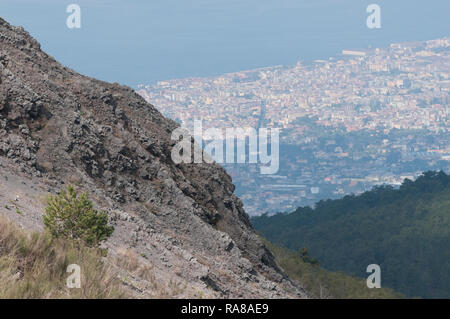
[138,37,449,215]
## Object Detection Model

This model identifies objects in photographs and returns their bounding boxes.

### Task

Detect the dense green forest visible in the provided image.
[252,171,450,298]
[264,240,403,299]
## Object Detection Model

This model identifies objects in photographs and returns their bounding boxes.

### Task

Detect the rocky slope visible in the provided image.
[0,17,306,298]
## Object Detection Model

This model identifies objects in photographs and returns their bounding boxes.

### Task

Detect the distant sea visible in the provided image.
[1,0,449,87]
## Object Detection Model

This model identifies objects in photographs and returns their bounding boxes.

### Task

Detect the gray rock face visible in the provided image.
[0,17,306,298]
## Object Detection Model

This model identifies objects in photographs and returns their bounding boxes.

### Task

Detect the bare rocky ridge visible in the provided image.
[0,17,306,298]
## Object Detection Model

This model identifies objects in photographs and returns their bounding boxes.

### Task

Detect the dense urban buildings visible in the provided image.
[138,38,450,215]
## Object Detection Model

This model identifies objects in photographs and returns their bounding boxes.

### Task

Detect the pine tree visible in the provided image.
[43,185,114,246]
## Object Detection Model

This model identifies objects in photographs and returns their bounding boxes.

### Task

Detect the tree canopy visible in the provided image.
[252,171,450,298]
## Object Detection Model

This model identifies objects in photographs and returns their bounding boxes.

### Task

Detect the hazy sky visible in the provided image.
[1,0,449,87]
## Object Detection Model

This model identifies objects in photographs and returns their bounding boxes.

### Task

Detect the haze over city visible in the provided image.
[1,0,449,87]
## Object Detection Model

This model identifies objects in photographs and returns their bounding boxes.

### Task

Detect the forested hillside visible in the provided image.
[264,241,404,299]
[252,171,450,298]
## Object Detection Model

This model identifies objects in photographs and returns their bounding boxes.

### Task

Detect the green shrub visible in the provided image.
[298,247,320,266]
[43,186,114,246]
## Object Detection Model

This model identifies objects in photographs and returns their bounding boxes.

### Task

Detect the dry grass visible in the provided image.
[115,248,158,293]
[0,215,126,299]
[114,248,189,298]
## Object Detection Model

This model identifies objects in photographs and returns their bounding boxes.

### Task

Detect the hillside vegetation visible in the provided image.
[264,241,403,299]
[252,171,450,298]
